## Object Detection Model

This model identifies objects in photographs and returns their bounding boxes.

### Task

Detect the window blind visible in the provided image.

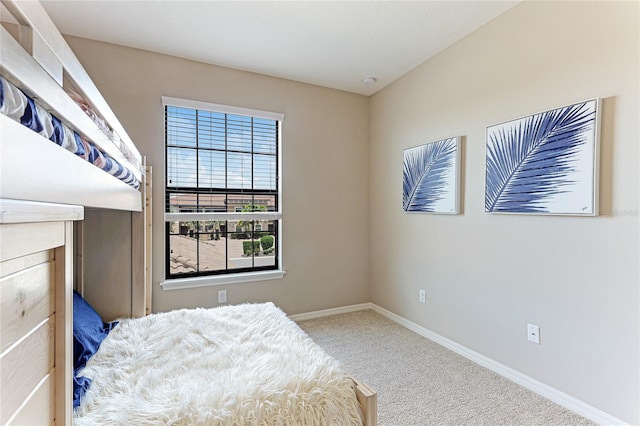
[163,97,282,278]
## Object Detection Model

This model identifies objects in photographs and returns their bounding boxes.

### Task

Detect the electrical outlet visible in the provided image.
[218,290,227,304]
[419,289,426,304]
[527,323,540,344]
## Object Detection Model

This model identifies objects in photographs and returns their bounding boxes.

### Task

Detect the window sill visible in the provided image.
[160,270,286,291]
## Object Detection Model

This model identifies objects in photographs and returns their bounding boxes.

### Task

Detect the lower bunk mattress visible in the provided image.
[74,302,363,425]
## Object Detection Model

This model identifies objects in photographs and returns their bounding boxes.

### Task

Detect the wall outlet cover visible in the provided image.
[527,323,540,344]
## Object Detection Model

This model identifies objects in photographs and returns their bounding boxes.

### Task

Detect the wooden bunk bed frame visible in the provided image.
[0,1,376,424]
[0,0,150,423]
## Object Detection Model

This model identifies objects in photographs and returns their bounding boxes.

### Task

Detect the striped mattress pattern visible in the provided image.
[0,75,140,190]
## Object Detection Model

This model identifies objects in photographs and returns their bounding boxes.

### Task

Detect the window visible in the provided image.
[163,97,282,282]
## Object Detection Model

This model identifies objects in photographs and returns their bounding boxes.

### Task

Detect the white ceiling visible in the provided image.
[41,1,518,96]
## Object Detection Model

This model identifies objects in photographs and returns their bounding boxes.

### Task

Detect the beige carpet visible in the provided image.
[298,310,594,426]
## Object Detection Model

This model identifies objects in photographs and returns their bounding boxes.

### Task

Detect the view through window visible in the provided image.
[164,99,282,279]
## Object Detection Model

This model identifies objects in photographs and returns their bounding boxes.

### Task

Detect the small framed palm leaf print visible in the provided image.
[403,136,461,214]
[485,99,600,215]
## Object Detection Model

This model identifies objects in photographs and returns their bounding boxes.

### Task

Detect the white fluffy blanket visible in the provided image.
[74,303,362,425]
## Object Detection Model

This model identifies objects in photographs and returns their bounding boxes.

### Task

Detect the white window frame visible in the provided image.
[160,96,285,290]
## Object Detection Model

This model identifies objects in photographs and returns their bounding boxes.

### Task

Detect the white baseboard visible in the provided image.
[292,301,628,425]
[368,304,628,426]
[289,303,371,322]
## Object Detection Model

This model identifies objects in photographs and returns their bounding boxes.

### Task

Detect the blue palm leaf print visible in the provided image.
[403,138,458,212]
[485,100,597,213]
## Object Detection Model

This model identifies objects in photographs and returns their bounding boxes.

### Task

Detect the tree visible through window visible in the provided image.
[163,98,282,279]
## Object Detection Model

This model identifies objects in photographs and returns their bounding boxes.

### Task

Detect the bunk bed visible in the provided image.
[0,0,150,424]
[0,1,377,425]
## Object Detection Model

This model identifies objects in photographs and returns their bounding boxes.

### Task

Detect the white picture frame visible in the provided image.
[403,136,461,214]
[485,99,600,216]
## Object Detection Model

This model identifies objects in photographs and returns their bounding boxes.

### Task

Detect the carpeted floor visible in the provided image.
[298,310,594,426]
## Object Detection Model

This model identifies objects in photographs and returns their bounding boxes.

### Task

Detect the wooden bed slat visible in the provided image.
[0,315,55,424]
[7,371,55,426]
[0,250,50,278]
[0,221,64,262]
[0,258,55,352]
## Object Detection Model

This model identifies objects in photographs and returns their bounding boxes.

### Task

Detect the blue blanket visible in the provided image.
[73,291,118,408]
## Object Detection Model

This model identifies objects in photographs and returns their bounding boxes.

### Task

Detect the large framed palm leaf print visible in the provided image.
[485,99,600,215]
[403,136,461,214]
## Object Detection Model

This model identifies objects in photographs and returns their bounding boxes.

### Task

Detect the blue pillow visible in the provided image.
[72,290,116,407]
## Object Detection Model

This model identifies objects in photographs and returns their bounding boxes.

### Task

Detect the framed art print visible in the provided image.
[403,136,461,214]
[485,99,600,215]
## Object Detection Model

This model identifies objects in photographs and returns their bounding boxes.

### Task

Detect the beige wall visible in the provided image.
[66,36,370,315]
[369,1,638,423]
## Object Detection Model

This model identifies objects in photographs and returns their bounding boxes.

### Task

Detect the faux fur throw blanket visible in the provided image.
[74,302,363,425]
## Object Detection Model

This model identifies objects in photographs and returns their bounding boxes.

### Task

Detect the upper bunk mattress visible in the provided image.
[0,75,140,190]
